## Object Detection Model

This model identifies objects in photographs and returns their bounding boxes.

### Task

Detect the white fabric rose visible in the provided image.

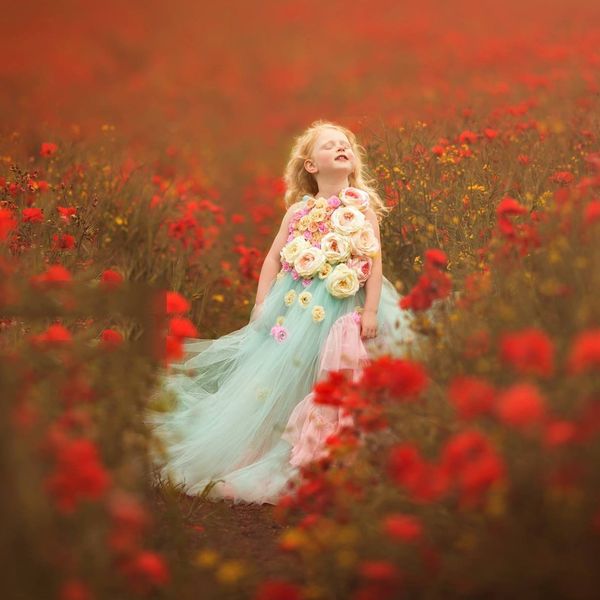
[350,224,380,257]
[320,232,352,264]
[325,263,360,298]
[339,187,370,211]
[331,205,365,235]
[280,236,310,264]
[293,247,327,278]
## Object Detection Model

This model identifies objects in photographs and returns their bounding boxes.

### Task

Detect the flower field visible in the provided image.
[1,0,599,598]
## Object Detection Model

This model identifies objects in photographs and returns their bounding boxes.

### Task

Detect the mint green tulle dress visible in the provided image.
[145,188,417,505]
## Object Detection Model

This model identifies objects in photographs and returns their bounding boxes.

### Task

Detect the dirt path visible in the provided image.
[154,492,306,591]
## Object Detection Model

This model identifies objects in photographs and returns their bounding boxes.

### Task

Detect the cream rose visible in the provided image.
[280,236,310,264]
[350,224,380,257]
[312,305,326,322]
[331,205,365,235]
[320,232,352,264]
[318,262,333,279]
[325,263,360,298]
[284,289,297,306]
[339,187,370,211]
[298,291,312,308]
[346,256,373,285]
[307,207,327,223]
[297,214,311,231]
[293,247,327,278]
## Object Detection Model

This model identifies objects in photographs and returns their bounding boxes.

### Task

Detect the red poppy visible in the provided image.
[22,207,44,223]
[583,201,600,226]
[52,233,76,250]
[59,579,92,600]
[168,317,199,339]
[448,375,496,419]
[499,327,555,377]
[44,438,111,513]
[40,142,58,156]
[120,550,170,592]
[382,514,423,542]
[424,248,448,269]
[550,170,575,185]
[254,580,301,600]
[567,329,600,374]
[166,291,191,314]
[100,269,124,289]
[30,264,72,287]
[100,328,124,348]
[496,383,547,428]
[458,130,478,144]
[359,560,402,582]
[0,208,17,240]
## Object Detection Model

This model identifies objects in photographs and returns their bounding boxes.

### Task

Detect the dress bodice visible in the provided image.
[278,187,378,297]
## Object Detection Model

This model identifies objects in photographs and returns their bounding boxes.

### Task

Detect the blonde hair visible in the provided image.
[282,119,392,222]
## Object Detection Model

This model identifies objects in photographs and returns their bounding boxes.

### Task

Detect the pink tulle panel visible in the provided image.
[283,311,369,467]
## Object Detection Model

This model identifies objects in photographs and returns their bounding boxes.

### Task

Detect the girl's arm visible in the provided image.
[254,203,300,306]
[363,207,383,314]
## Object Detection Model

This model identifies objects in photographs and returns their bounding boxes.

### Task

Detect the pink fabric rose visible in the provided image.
[270,324,288,343]
[347,256,373,285]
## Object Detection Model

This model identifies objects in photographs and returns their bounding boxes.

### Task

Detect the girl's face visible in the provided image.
[307,127,355,175]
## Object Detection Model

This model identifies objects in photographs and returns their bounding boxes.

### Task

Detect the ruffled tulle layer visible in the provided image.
[144,271,416,505]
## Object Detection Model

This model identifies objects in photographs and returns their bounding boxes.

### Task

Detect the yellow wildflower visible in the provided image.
[215,560,247,584]
[194,549,219,568]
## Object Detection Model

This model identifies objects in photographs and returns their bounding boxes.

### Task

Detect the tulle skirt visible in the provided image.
[144,270,416,505]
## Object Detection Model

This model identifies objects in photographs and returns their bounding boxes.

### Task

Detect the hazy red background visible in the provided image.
[2,0,599,184]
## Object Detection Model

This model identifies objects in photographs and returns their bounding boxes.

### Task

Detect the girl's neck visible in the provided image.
[315,179,350,199]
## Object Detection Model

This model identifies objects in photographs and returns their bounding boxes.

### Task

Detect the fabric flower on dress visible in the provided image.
[312,305,326,322]
[347,256,373,286]
[276,316,285,325]
[294,247,327,278]
[318,262,333,279]
[326,263,360,298]
[297,215,311,231]
[284,289,297,306]
[308,207,327,223]
[330,205,366,235]
[320,232,352,264]
[350,225,380,257]
[298,291,312,308]
[280,236,311,264]
[270,324,288,343]
[339,187,370,211]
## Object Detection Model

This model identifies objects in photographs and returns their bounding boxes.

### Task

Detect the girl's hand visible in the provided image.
[360,309,378,339]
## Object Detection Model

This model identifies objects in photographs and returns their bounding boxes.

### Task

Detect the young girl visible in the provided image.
[145,119,415,505]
